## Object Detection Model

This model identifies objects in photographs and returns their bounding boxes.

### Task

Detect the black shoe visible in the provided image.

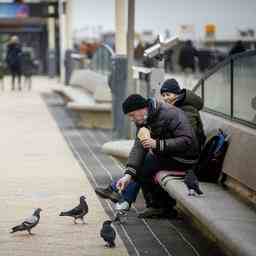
[95,185,121,203]
[138,207,178,219]
[162,208,178,219]
[138,207,166,218]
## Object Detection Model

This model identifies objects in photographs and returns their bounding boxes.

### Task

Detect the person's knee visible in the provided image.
[140,153,159,177]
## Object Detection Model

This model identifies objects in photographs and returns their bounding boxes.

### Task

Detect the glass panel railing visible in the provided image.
[233,55,256,123]
[204,63,231,116]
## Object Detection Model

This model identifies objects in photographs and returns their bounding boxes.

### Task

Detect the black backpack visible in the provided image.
[194,129,230,183]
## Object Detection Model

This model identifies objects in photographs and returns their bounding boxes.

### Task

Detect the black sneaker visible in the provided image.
[138,207,166,218]
[138,207,178,219]
[95,185,121,203]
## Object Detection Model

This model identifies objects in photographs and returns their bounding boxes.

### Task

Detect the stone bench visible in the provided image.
[102,111,256,256]
[53,69,112,129]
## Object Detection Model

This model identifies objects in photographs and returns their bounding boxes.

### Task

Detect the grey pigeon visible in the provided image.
[59,195,88,224]
[113,210,128,224]
[10,208,42,235]
[184,169,203,196]
[100,220,116,248]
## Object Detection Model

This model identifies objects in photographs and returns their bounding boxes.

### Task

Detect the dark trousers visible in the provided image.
[9,65,21,90]
[137,152,191,209]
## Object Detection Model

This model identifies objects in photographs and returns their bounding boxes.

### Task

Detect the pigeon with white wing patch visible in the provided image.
[10,208,42,235]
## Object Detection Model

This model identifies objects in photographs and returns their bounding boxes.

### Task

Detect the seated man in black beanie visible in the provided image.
[113,94,199,218]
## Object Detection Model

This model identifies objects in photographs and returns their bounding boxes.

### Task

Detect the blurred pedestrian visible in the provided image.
[21,51,37,90]
[229,40,246,56]
[0,61,5,91]
[6,35,23,90]
[178,40,198,73]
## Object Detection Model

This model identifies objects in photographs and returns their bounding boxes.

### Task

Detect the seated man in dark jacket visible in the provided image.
[96,94,199,218]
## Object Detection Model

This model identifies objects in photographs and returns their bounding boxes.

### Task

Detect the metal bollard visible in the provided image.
[108,55,128,139]
[64,49,74,85]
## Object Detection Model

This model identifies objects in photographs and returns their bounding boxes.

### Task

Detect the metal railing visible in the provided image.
[193,50,256,128]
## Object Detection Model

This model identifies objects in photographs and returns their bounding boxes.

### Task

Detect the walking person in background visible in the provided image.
[6,36,23,90]
[178,40,198,73]
[229,40,246,56]
[21,51,37,90]
[0,61,4,91]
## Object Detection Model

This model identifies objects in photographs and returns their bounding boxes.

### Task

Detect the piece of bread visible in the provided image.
[137,127,151,141]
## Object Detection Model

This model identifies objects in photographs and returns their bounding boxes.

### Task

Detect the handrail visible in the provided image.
[192,49,256,129]
[193,50,256,92]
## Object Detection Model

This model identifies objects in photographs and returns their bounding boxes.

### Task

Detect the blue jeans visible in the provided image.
[111,180,140,204]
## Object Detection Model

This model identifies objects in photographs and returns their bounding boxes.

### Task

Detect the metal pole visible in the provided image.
[126,0,135,96]
[126,0,135,138]
[58,0,66,83]
[47,5,56,78]
[230,59,234,119]
[115,0,126,55]
[111,0,129,139]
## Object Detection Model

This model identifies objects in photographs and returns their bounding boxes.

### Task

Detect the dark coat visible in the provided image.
[21,52,37,77]
[175,89,206,149]
[125,98,199,177]
[178,41,198,71]
[6,43,22,69]
[229,41,246,56]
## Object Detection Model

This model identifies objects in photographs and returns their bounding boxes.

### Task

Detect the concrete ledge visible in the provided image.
[68,102,112,112]
[68,101,112,129]
[53,86,93,104]
[156,172,256,256]
[102,140,133,165]
[70,69,112,103]
[53,69,113,129]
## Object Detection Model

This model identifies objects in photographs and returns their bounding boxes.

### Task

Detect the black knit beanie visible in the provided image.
[122,94,148,114]
[160,78,181,95]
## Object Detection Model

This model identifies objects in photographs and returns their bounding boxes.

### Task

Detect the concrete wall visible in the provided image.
[201,111,256,192]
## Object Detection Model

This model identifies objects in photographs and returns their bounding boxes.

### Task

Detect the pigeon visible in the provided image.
[100,220,116,248]
[59,195,88,224]
[113,200,129,224]
[184,169,203,196]
[10,208,42,235]
[113,210,128,224]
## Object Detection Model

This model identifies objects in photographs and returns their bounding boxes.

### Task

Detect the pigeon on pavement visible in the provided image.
[100,220,116,248]
[10,208,42,235]
[184,169,203,196]
[59,195,88,224]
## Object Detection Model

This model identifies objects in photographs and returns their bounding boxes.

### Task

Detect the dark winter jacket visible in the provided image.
[175,89,206,149]
[125,98,199,177]
[229,41,246,56]
[6,43,22,69]
[21,52,37,77]
[178,41,198,71]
